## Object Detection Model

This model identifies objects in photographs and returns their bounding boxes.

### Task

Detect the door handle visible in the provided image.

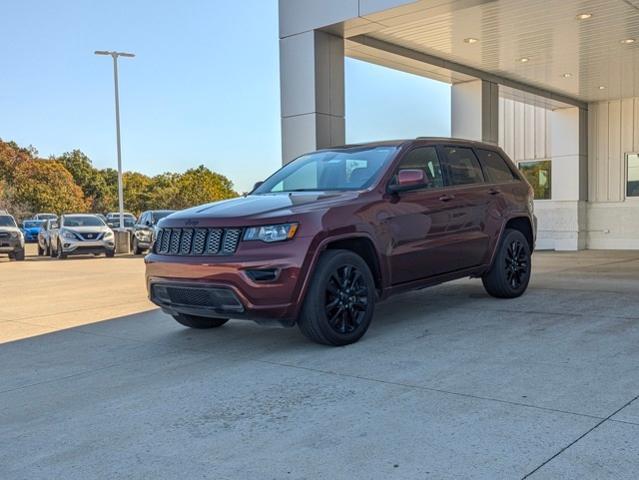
[488,188,502,196]
[439,194,455,202]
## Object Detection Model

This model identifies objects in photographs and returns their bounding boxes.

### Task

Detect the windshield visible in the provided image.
[36,214,57,220]
[108,218,135,227]
[0,216,17,228]
[23,221,44,229]
[108,213,135,219]
[152,211,174,222]
[63,216,105,227]
[254,146,398,194]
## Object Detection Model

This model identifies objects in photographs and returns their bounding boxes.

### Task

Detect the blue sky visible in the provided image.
[0,0,450,193]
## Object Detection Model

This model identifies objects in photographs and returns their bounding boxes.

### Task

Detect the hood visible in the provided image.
[23,226,42,233]
[164,191,361,226]
[63,226,111,233]
[0,226,20,233]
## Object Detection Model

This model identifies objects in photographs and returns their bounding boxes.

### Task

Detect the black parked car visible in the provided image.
[132,210,175,254]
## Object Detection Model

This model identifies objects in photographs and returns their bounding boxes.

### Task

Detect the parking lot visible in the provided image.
[2,245,639,479]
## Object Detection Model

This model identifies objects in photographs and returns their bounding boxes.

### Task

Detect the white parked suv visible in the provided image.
[0,212,25,261]
[50,214,115,259]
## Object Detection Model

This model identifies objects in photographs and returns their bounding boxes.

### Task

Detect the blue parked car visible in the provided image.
[22,219,45,243]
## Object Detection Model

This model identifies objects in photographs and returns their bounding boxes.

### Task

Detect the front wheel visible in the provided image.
[298,250,376,346]
[13,248,25,261]
[172,314,229,329]
[105,249,115,258]
[132,237,143,255]
[37,244,44,256]
[482,228,532,298]
[56,242,67,260]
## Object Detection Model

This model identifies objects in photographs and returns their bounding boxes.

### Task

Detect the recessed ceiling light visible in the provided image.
[519,57,530,63]
[621,38,636,44]
[576,13,592,20]
[562,73,572,78]
[598,85,606,90]
[464,37,479,44]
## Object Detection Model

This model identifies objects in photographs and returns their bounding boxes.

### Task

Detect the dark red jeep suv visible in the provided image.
[146,138,536,345]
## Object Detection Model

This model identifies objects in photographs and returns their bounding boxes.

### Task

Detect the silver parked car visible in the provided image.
[50,214,115,259]
[37,218,58,256]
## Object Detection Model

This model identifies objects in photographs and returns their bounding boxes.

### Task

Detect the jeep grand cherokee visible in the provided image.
[146,138,536,346]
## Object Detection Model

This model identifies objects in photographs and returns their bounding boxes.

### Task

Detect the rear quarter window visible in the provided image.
[476,149,518,184]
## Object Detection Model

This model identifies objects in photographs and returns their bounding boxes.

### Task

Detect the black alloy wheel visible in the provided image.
[298,250,376,346]
[504,239,528,289]
[325,264,369,335]
[482,228,531,299]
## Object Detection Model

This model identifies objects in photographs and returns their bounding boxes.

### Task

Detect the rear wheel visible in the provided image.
[298,250,376,346]
[482,228,531,298]
[172,314,229,329]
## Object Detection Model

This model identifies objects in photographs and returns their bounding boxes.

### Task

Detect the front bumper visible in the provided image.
[0,237,23,253]
[60,238,115,255]
[23,232,39,242]
[145,235,316,326]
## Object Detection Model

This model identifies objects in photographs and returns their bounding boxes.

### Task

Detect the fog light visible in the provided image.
[246,269,279,282]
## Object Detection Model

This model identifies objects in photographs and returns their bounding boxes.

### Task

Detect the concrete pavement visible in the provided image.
[2,247,639,479]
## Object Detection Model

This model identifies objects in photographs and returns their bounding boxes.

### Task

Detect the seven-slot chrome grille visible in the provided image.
[154,227,242,256]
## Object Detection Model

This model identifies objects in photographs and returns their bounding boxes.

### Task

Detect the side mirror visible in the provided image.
[388,169,426,193]
[252,181,264,192]
[51,222,59,229]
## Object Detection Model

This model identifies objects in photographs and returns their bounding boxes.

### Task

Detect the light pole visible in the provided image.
[94,50,135,231]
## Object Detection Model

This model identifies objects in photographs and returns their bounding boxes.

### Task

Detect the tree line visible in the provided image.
[0,139,238,219]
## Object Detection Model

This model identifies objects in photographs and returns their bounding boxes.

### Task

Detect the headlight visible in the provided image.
[10,231,19,238]
[104,230,114,239]
[62,230,77,240]
[243,223,299,243]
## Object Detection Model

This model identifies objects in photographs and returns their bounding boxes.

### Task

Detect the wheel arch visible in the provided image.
[322,236,383,292]
[486,215,535,272]
[504,216,534,251]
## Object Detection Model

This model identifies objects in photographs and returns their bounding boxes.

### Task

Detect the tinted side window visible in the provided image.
[476,149,517,184]
[392,147,444,189]
[441,146,484,186]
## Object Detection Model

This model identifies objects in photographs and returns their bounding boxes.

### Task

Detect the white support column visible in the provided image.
[539,106,588,250]
[280,30,345,164]
[451,79,499,144]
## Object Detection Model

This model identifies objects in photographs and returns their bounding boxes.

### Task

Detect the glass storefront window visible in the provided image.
[627,153,639,198]
[518,160,551,200]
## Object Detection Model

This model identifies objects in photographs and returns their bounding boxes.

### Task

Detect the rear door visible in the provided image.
[436,145,492,270]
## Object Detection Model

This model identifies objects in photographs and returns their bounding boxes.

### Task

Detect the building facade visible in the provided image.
[278,0,639,250]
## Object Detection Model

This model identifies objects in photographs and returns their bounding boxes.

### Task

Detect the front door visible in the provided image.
[384,146,459,284]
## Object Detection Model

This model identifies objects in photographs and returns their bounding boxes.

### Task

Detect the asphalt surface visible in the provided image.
[2,245,639,479]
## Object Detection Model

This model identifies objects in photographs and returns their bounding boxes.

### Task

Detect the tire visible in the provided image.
[49,242,55,258]
[172,314,229,329]
[56,241,67,260]
[37,244,44,256]
[14,248,25,261]
[482,228,532,299]
[105,249,115,258]
[298,250,376,346]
